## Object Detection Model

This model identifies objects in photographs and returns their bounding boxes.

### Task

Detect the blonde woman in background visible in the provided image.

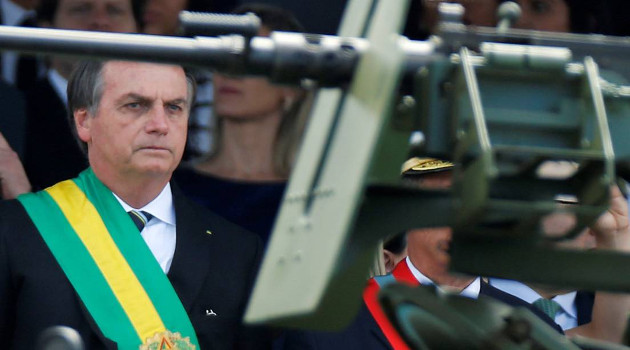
[174,3,308,245]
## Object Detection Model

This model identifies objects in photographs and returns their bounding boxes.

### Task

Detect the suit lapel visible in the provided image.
[167,185,217,312]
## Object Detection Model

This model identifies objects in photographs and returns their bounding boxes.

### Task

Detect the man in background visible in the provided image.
[23,0,142,191]
[0,0,41,88]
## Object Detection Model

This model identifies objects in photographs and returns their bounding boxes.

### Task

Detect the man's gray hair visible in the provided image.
[66,60,197,154]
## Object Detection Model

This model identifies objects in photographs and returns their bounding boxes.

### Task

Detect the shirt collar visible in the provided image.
[488,278,541,303]
[47,69,68,107]
[2,0,35,26]
[488,278,577,318]
[113,183,176,226]
[405,257,481,299]
[552,291,578,319]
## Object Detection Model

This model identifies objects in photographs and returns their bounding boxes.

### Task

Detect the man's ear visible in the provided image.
[383,250,397,274]
[74,109,92,143]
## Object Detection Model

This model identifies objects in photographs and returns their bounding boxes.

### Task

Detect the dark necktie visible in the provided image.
[128,210,153,232]
[532,298,562,320]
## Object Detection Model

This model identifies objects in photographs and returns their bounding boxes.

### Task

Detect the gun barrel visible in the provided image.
[0,26,232,67]
[0,25,437,86]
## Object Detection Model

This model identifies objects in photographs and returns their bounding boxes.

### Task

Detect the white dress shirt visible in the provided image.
[113,183,177,274]
[489,278,578,330]
[1,0,36,84]
[405,256,481,299]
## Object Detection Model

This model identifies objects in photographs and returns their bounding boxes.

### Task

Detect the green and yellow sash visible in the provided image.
[18,168,199,350]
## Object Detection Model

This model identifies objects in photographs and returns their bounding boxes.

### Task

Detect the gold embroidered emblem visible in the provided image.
[139,331,196,350]
[401,157,454,174]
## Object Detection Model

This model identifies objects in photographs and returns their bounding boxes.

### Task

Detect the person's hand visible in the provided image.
[0,132,31,199]
[586,185,630,251]
[566,184,630,343]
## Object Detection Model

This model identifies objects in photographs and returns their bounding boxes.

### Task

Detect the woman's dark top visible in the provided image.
[174,165,287,246]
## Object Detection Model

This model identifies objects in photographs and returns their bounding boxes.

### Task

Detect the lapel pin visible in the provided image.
[206,309,217,316]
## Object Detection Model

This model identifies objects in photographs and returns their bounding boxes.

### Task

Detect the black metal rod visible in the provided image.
[0,25,437,86]
[0,26,230,67]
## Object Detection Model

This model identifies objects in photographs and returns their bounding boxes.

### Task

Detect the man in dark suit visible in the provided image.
[0,79,26,157]
[486,185,630,338]
[23,70,88,190]
[23,0,142,191]
[487,278,595,331]
[0,0,40,89]
[0,79,29,200]
[0,60,268,349]
[282,159,630,349]
[281,160,562,349]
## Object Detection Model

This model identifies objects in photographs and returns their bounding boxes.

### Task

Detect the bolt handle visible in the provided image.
[178,11,261,38]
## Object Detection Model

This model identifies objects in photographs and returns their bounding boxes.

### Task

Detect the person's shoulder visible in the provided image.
[172,164,202,181]
[0,198,27,219]
[0,198,35,240]
[365,274,387,295]
[0,79,24,101]
[24,78,63,109]
[23,77,53,97]
[172,164,226,195]
[172,183,261,243]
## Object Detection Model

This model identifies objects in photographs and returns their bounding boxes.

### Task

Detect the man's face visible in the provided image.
[142,0,188,35]
[458,0,570,32]
[407,227,453,272]
[512,0,570,32]
[443,0,498,27]
[419,0,498,34]
[406,170,454,274]
[53,0,137,32]
[76,61,190,180]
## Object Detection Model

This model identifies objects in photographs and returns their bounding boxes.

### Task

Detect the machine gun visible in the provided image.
[248,2,630,341]
[2,0,630,348]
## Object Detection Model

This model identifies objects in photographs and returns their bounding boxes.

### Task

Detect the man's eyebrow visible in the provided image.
[116,94,188,106]
[167,98,189,107]
[116,93,150,104]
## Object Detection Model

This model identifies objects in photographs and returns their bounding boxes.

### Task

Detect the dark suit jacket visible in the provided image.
[0,184,268,349]
[575,290,595,326]
[0,80,26,157]
[281,281,561,350]
[23,77,88,191]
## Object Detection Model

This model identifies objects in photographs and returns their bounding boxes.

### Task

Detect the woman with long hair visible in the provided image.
[175,4,309,245]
